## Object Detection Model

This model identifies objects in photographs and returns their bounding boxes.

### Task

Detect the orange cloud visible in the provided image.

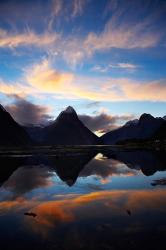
[25,59,74,93]
[0,60,166,102]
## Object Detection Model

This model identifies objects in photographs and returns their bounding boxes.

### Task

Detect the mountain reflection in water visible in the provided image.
[0,149,166,250]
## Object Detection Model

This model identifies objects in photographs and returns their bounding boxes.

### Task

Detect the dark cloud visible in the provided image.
[79,113,135,134]
[5,95,52,125]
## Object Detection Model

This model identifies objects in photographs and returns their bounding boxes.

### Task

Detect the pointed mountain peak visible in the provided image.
[64,106,76,114]
[55,106,78,122]
[139,113,154,121]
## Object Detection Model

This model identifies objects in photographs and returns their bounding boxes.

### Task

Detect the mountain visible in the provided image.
[0,104,31,146]
[153,121,166,140]
[101,113,165,145]
[43,106,100,145]
[24,125,45,143]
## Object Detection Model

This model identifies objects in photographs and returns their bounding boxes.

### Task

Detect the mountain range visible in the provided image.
[101,113,166,145]
[0,103,165,146]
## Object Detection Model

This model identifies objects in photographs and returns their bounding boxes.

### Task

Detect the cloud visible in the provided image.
[5,95,52,125]
[48,0,89,30]
[0,78,34,96]
[0,28,59,49]
[74,77,166,102]
[79,112,135,134]
[0,0,165,69]
[116,63,137,69]
[59,0,165,66]
[51,0,63,16]
[84,20,160,55]
[58,17,162,67]
[71,0,87,17]
[68,76,166,102]
[92,63,138,73]
[1,59,166,103]
[0,3,164,67]
[25,59,74,93]
[51,0,87,18]
[91,65,109,73]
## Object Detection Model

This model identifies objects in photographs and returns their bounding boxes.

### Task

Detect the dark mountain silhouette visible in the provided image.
[153,121,166,140]
[101,113,164,145]
[0,104,31,146]
[43,106,99,145]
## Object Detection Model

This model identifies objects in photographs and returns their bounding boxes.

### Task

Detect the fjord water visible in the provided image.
[0,149,166,250]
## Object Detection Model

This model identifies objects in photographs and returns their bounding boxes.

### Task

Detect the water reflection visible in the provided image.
[80,154,138,179]
[3,165,54,197]
[104,150,166,176]
[50,152,96,186]
[0,149,166,250]
[1,150,166,188]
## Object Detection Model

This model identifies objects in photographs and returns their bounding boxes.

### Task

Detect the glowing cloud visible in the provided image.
[0,62,166,103]
[25,59,74,93]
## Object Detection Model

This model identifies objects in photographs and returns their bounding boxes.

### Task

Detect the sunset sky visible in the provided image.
[0,0,166,134]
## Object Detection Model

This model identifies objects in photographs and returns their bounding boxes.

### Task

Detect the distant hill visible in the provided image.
[0,104,31,146]
[43,106,100,145]
[101,113,165,145]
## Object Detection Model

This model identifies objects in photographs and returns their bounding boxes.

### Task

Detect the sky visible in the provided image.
[0,0,166,135]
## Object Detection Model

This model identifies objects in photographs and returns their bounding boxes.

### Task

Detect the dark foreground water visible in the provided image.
[0,149,166,250]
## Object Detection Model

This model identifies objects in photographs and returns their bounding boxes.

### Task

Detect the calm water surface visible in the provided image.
[0,149,166,250]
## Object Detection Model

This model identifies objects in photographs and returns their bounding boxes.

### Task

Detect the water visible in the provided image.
[0,149,166,250]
